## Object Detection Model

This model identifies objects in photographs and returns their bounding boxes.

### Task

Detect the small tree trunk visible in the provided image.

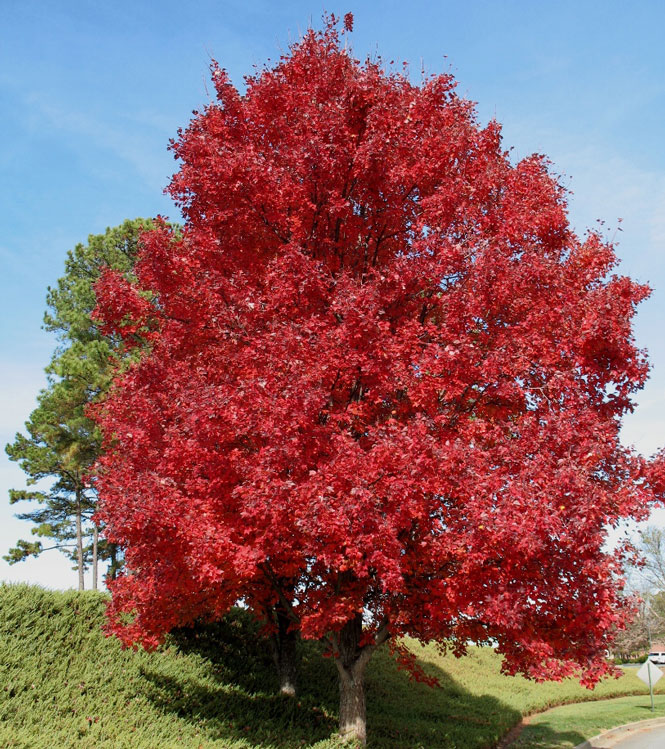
[109,543,118,580]
[92,525,99,591]
[75,490,84,591]
[270,603,299,696]
[276,630,298,696]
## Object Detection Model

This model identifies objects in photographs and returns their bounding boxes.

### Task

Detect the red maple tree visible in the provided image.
[92,16,663,744]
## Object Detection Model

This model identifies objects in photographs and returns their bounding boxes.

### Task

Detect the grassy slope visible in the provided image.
[0,584,661,749]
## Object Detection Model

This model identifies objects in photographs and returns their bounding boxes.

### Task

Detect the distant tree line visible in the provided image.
[613,527,665,660]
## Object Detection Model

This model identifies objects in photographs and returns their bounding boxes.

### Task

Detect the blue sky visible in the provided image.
[1,0,664,589]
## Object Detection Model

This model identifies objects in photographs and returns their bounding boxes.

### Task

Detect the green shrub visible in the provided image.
[0,583,659,748]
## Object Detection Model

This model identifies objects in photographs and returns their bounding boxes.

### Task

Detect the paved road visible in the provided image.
[585,719,665,748]
[610,724,665,748]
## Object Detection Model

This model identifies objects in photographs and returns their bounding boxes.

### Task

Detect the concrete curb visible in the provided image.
[574,717,665,748]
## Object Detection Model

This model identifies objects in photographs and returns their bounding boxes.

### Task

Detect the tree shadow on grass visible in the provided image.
[141,611,340,746]
[512,720,598,749]
[139,666,338,747]
[138,613,585,748]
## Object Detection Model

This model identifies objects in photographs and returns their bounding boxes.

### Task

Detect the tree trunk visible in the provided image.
[109,543,119,580]
[338,665,367,745]
[270,603,299,696]
[333,613,390,745]
[335,614,368,745]
[92,525,98,591]
[276,631,298,696]
[75,490,84,591]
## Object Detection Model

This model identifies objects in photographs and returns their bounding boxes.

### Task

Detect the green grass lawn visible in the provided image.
[0,583,661,748]
[513,694,665,748]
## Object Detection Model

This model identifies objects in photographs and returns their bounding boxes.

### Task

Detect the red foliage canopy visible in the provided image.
[93,19,662,685]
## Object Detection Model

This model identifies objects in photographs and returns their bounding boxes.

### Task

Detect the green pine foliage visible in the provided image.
[5,377,101,574]
[4,220,157,587]
[0,584,661,748]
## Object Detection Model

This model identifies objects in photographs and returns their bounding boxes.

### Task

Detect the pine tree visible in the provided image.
[5,219,156,589]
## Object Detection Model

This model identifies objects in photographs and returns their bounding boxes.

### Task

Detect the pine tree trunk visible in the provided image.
[92,525,98,591]
[75,491,84,591]
[270,603,298,696]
